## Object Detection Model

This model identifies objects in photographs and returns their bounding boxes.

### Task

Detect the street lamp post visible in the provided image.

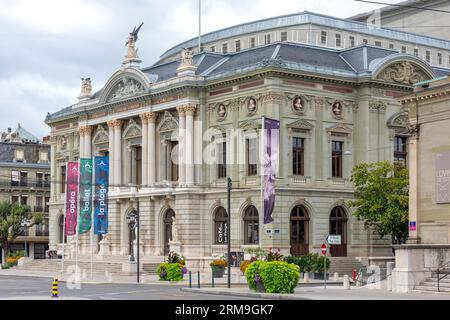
[126,204,140,283]
[21,218,32,257]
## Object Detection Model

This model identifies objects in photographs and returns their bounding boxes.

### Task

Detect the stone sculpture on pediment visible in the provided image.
[108,78,145,102]
[93,125,109,145]
[123,118,142,139]
[376,61,428,85]
[158,111,179,133]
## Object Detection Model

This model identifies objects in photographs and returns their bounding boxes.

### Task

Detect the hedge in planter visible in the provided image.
[157,263,186,281]
[246,261,300,294]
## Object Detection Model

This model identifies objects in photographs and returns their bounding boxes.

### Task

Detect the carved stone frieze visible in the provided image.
[375,62,429,85]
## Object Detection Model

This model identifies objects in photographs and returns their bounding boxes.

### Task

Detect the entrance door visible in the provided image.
[290,205,309,256]
[163,209,175,255]
[329,207,347,257]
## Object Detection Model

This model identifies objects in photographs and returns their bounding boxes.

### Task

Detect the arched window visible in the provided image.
[214,207,228,244]
[244,205,259,244]
[290,205,310,256]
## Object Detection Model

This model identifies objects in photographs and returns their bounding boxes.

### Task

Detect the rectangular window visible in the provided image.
[35,196,43,212]
[60,165,66,194]
[39,151,48,163]
[426,50,431,63]
[349,36,355,47]
[222,43,228,53]
[246,138,257,176]
[218,142,227,179]
[45,197,50,212]
[292,137,305,176]
[394,136,407,168]
[36,172,43,187]
[11,196,19,204]
[331,141,343,178]
[20,196,28,206]
[438,53,442,65]
[235,40,241,52]
[402,46,407,53]
[321,31,327,44]
[281,31,288,42]
[375,41,382,47]
[335,34,341,47]
[414,48,418,57]
[250,37,256,48]
[11,170,20,187]
[210,46,215,53]
[264,34,271,45]
[20,171,28,187]
[170,141,179,182]
[362,39,368,45]
[44,173,51,188]
[389,43,394,49]
[15,150,24,162]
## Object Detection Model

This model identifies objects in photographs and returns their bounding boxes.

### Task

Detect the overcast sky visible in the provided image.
[0,0,402,138]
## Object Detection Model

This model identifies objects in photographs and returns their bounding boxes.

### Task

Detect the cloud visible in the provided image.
[0,0,400,137]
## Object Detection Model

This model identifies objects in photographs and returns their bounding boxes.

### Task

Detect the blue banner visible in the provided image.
[94,156,109,235]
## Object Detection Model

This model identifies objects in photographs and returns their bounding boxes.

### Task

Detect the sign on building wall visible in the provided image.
[435,152,450,204]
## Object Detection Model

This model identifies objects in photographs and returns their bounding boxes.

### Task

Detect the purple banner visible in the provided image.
[263,117,280,224]
[65,162,79,236]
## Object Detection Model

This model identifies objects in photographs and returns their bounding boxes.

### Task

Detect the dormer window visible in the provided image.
[15,149,24,162]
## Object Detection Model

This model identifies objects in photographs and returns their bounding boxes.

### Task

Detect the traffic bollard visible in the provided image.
[343,275,350,290]
[51,277,59,298]
[197,271,200,288]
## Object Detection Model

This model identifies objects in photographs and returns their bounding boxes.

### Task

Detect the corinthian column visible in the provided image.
[184,104,196,186]
[107,120,116,186]
[84,125,93,158]
[176,106,186,185]
[147,112,158,186]
[140,114,148,187]
[113,120,123,186]
[79,127,85,158]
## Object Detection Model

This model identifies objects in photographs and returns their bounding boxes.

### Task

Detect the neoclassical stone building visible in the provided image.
[45,14,449,268]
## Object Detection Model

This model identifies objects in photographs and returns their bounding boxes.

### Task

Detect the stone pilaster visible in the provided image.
[407,123,420,243]
[107,120,115,186]
[147,112,158,186]
[78,126,85,159]
[113,120,123,186]
[176,106,186,185]
[50,135,57,200]
[139,114,148,186]
[184,104,197,186]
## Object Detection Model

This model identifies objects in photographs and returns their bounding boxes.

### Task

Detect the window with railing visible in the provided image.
[332,141,343,178]
[292,137,305,176]
[218,141,227,179]
[394,136,407,168]
[35,220,49,237]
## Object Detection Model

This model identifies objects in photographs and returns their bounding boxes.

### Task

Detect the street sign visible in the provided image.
[321,244,327,255]
[326,235,342,245]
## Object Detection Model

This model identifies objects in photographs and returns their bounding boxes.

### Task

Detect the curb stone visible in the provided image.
[180,288,310,300]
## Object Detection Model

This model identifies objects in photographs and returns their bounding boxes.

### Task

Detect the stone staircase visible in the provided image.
[328,257,366,277]
[13,257,163,276]
[415,269,450,293]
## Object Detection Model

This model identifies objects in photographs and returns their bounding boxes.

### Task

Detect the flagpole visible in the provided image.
[61,164,68,277]
[260,116,265,248]
[198,0,201,52]
[91,156,94,280]
[75,160,80,284]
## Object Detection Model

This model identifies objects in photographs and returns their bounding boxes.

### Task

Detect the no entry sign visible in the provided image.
[321,244,327,255]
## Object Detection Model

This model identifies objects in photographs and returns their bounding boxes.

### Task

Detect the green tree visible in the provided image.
[0,201,43,267]
[348,161,409,244]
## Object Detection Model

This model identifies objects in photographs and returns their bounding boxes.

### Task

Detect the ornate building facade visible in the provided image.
[45,14,449,268]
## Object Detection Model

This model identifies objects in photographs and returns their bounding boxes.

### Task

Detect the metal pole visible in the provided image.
[61,164,68,276]
[227,177,232,289]
[198,271,200,288]
[324,255,327,289]
[137,200,140,284]
[189,271,192,288]
[212,269,214,288]
[198,0,201,52]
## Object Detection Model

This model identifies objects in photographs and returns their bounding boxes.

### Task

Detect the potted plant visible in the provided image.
[210,258,227,278]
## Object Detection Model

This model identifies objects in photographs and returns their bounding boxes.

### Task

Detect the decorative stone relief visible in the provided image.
[369,100,387,114]
[239,119,260,131]
[326,123,352,141]
[375,61,429,85]
[158,111,179,133]
[217,104,227,120]
[93,125,109,145]
[180,48,194,67]
[107,78,145,102]
[262,92,284,104]
[247,97,258,115]
[122,118,142,139]
[331,101,344,119]
[407,123,420,139]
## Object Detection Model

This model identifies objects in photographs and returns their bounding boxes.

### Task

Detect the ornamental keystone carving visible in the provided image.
[107,78,145,102]
[376,61,429,85]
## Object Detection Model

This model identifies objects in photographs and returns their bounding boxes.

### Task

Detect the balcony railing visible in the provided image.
[34,206,49,213]
[35,225,49,237]
[2,180,50,189]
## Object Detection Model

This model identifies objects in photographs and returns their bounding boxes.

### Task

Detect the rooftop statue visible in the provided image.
[181,47,194,66]
[125,22,144,60]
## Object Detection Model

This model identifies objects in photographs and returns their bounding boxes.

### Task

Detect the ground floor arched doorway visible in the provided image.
[290,205,309,256]
[329,206,347,257]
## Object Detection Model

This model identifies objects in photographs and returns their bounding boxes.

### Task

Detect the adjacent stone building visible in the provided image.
[0,124,50,260]
[45,12,450,269]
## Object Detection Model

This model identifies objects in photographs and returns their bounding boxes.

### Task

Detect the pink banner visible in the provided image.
[65,161,79,236]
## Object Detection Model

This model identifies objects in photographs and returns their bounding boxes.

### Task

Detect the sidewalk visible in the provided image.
[180,286,450,300]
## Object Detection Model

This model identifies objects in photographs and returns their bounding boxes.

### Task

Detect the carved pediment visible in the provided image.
[326,123,352,140]
[387,109,409,128]
[287,119,314,131]
[375,62,429,85]
[158,111,179,133]
[122,119,142,139]
[239,119,261,131]
[107,77,145,102]
[93,125,109,145]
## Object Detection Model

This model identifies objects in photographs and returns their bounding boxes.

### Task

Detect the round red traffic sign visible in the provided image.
[321,244,327,255]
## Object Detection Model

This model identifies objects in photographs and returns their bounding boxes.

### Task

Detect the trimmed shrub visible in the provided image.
[157,263,185,281]
[246,261,300,294]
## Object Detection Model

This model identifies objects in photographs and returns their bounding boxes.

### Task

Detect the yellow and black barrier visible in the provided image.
[51,277,59,298]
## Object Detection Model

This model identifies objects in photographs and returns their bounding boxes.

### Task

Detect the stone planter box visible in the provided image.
[211,267,225,278]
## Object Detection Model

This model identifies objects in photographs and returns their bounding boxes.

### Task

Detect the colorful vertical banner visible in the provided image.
[94,156,109,235]
[65,162,80,236]
[262,117,280,224]
[78,158,93,234]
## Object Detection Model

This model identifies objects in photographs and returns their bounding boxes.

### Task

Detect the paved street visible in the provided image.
[0,275,261,300]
